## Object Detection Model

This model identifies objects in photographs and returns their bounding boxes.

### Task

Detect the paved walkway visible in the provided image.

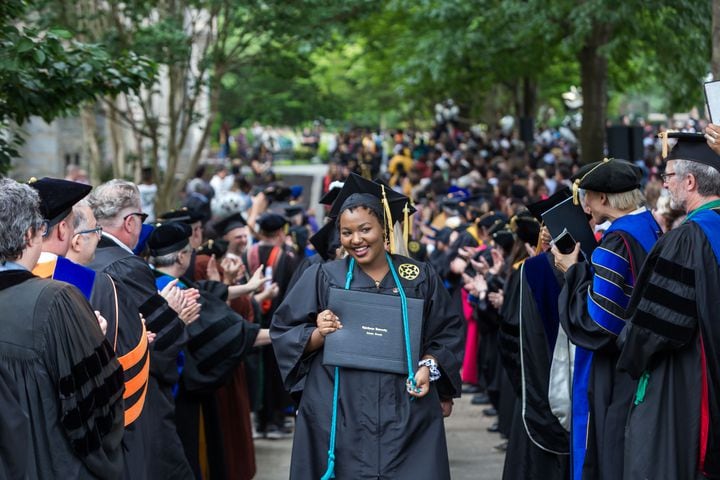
[254,395,506,479]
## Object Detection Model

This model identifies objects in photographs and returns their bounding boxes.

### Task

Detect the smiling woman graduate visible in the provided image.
[271,174,465,480]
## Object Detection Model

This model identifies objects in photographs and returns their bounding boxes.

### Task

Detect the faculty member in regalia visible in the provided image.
[553,159,661,480]
[0,178,124,479]
[617,132,720,479]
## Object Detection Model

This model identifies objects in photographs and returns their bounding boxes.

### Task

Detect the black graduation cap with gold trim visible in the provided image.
[158,207,204,225]
[329,172,416,253]
[509,211,541,246]
[213,213,247,237]
[196,239,228,258]
[570,158,641,205]
[28,177,92,228]
[659,131,720,172]
[148,222,192,257]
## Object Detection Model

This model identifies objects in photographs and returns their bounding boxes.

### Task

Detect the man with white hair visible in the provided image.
[618,132,720,479]
[87,179,194,479]
[0,178,124,478]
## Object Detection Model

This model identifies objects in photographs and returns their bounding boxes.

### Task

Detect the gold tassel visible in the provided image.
[572,179,581,206]
[403,202,409,249]
[659,131,669,159]
[573,158,611,205]
[381,185,396,253]
[535,222,544,256]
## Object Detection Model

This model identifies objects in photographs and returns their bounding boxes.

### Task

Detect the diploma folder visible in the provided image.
[540,195,598,260]
[323,288,423,375]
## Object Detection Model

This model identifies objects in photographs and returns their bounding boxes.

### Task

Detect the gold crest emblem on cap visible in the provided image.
[408,240,420,253]
[398,263,420,280]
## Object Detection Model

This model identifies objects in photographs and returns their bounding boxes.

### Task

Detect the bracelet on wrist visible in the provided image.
[418,358,441,382]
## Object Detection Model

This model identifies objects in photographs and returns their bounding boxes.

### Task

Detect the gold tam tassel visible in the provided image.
[658,131,677,159]
[403,202,409,249]
[381,185,396,254]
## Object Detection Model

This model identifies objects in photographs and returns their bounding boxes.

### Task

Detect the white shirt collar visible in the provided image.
[102,231,134,254]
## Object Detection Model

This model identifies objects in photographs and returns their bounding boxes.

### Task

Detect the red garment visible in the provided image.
[460,288,479,384]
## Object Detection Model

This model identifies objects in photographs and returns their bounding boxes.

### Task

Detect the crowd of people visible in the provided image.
[1,114,720,480]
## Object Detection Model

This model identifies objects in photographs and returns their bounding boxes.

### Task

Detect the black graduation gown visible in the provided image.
[248,243,297,430]
[618,217,720,480]
[0,358,30,480]
[0,271,124,479]
[271,255,464,479]
[560,231,654,480]
[90,237,192,479]
[499,256,570,480]
[155,273,260,479]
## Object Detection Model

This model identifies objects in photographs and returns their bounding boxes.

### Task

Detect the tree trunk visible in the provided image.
[713,0,720,80]
[80,103,103,185]
[107,101,127,178]
[578,22,610,165]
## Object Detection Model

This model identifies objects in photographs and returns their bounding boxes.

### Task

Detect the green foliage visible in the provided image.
[0,0,156,174]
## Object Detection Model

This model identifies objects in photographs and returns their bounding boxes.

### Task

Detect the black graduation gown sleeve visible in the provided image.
[560,234,631,351]
[420,262,465,399]
[617,228,698,377]
[498,268,523,396]
[0,363,29,480]
[47,284,125,479]
[270,263,323,393]
[106,255,187,384]
[181,287,260,392]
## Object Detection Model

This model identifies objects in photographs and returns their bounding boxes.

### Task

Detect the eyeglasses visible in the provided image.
[123,212,149,223]
[75,226,103,238]
[660,172,676,182]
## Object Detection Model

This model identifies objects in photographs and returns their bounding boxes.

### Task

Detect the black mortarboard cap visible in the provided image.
[158,207,204,225]
[320,186,342,206]
[477,211,508,229]
[492,229,515,252]
[510,184,529,201]
[213,213,247,237]
[510,211,541,246]
[329,172,416,222]
[290,225,310,252]
[526,187,572,222]
[487,218,509,236]
[28,177,92,227]
[309,221,341,261]
[284,205,304,218]
[662,131,720,172]
[433,227,453,245]
[407,238,427,261]
[196,239,228,258]
[148,222,191,256]
[571,158,642,194]
[257,212,288,233]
